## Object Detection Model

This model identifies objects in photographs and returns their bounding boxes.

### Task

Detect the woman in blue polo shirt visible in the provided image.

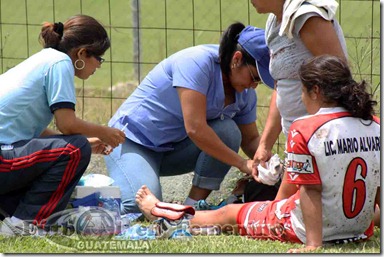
[106,22,274,214]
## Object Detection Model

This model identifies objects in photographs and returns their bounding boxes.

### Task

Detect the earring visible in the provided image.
[74,59,85,70]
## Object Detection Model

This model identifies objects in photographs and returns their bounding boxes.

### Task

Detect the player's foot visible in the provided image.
[135,185,160,221]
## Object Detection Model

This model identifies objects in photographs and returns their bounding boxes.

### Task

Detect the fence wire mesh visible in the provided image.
[0,0,381,155]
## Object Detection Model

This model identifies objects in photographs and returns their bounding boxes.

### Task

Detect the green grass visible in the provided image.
[0,227,380,253]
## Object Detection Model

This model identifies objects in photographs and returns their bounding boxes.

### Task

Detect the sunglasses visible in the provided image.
[246,62,261,84]
[94,55,105,64]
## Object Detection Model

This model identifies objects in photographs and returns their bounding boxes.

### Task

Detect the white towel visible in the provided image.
[257,154,283,186]
[280,0,339,38]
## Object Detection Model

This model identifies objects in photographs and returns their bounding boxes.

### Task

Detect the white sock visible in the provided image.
[184,197,198,206]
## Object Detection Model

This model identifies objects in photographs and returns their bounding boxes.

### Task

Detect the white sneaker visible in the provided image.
[0,217,34,237]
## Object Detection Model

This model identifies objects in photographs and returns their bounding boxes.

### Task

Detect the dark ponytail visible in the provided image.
[298,55,377,120]
[219,22,254,77]
[39,14,110,56]
[39,22,63,50]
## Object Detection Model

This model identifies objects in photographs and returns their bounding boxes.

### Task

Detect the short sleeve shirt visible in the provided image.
[0,48,76,144]
[285,107,380,243]
[109,44,257,151]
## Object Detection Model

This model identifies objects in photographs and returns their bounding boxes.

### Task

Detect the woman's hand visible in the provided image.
[287,245,321,253]
[87,137,112,155]
[252,146,272,181]
[54,108,126,148]
[98,127,126,148]
[239,159,254,175]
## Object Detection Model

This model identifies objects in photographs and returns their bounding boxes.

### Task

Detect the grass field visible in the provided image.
[0,0,381,254]
[0,226,380,253]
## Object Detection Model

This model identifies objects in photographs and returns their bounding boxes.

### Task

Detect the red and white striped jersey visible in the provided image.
[285,107,380,243]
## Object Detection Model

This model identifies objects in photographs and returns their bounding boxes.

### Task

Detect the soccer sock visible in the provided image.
[184,197,198,206]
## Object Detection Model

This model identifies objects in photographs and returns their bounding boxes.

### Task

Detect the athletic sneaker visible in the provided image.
[194,193,243,211]
[194,200,222,210]
[0,217,35,237]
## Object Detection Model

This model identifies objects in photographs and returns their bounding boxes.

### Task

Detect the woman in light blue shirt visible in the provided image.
[0,15,125,235]
[106,22,274,214]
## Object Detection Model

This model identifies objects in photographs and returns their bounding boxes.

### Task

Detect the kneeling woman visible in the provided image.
[105,22,274,214]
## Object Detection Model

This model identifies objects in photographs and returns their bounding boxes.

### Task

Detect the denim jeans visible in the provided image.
[104,118,241,214]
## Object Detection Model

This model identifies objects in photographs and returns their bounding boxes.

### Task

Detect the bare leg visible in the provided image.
[136,185,245,233]
[135,185,160,221]
[190,203,244,234]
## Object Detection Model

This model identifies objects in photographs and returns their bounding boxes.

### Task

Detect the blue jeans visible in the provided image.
[104,118,241,214]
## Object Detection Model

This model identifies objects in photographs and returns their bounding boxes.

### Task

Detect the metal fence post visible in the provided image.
[131,0,141,83]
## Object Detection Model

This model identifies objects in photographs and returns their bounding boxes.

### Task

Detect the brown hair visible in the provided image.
[39,14,110,57]
[298,55,377,120]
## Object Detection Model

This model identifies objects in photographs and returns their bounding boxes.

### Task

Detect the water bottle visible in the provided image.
[98,196,122,234]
